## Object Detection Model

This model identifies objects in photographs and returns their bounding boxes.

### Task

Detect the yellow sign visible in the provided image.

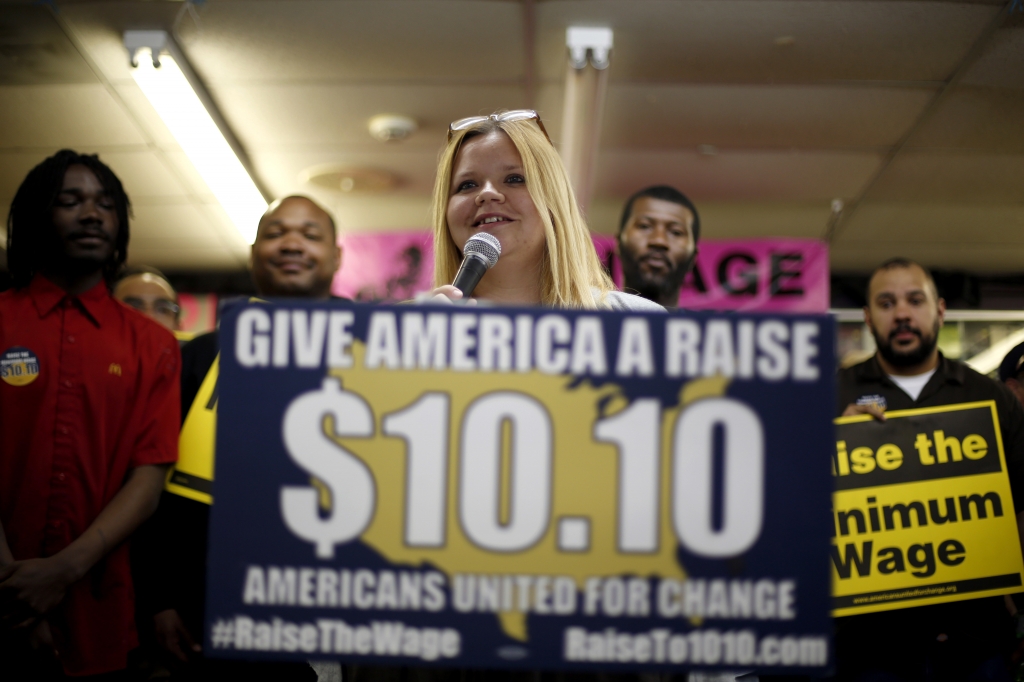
[166,355,219,504]
[166,297,263,503]
[832,401,1024,616]
[318,342,716,641]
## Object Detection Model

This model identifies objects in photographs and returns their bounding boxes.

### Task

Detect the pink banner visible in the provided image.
[592,235,829,312]
[333,232,434,303]
[178,293,218,334]
[333,232,828,312]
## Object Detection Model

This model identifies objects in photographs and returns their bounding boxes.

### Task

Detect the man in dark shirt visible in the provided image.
[135,195,341,681]
[836,257,1024,681]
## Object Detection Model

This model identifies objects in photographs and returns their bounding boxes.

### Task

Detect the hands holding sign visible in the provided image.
[842,401,887,422]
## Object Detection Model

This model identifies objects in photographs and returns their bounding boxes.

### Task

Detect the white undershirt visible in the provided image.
[888,369,936,401]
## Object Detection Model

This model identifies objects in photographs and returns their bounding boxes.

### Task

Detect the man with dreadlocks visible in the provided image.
[0,150,180,679]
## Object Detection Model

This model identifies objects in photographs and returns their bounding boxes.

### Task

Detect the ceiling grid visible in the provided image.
[0,0,1021,272]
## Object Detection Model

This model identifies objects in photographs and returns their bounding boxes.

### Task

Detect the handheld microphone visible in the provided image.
[452,232,501,298]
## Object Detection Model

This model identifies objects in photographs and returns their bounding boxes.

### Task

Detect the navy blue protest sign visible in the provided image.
[206,301,835,674]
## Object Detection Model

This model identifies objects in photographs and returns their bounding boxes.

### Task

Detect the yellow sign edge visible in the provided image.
[834,400,999,425]
[834,585,1018,618]
[165,481,213,506]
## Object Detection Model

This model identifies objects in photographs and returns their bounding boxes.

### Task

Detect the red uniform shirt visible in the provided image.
[0,275,180,675]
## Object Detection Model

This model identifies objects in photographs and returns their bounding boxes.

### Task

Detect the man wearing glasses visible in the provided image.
[113,266,180,333]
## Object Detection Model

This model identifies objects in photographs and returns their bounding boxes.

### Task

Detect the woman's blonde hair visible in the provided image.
[431,114,613,308]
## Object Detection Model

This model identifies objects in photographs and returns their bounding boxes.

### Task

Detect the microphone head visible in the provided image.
[464,232,501,269]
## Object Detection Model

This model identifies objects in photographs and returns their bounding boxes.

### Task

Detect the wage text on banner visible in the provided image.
[333,233,829,313]
[206,301,835,674]
[831,402,1024,617]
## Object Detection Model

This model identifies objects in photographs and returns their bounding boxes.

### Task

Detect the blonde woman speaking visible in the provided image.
[427,110,664,313]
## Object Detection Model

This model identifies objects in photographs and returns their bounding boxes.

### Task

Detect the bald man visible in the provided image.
[250,195,341,299]
[134,197,340,681]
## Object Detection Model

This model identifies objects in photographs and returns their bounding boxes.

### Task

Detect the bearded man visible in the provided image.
[617,185,699,309]
[836,258,1024,681]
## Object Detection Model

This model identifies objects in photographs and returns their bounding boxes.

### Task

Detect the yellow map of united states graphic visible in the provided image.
[320,342,723,641]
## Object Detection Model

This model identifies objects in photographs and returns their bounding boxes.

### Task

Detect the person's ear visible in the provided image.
[863,305,874,334]
[334,244,343,273]
[937,297,947,325]
[1005,378,1024,405]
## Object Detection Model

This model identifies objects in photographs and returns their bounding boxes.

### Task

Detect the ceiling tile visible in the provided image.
[129,202,248,267]
[534,82,567,142]
[831,243,1024,273]
[213,83,528,151]
[537,0,998,84]
[169,1,524,84]
[0,150,49,205]
[594,149,882,202]
[832,201,1024,271]
[907,85,1024,152]
[600,84,934,149]
[157,149,218,204]
[866,151,1024,202]
[130,202,232,243]
[0,5,97,85]
[331,196,433,233]
[126,247,245,270]
[251,148,441,200]
[99,150,189,201]
[838,201,1024,244]
[0,84,147,149]
[961,26,1024,89]
[693,202,834,240]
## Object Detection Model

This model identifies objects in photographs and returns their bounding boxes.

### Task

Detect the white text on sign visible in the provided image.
[278,380,766,562]
[233,310,820,382]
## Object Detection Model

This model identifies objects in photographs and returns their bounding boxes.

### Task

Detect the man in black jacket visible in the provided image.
[836,258,1024,681]
[135,195,341,681]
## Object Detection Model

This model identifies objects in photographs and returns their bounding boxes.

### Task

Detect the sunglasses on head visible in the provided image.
[448,110,550,143]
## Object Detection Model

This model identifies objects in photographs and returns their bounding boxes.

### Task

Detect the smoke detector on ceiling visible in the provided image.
[368,114,417,142]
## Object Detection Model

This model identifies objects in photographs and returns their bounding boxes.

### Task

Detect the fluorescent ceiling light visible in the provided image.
[130,44,266,244]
